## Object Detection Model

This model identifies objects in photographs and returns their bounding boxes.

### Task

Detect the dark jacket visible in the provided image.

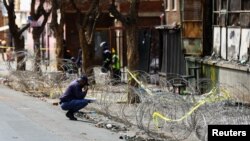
[59,80,87,102]
[76,49,82,68]
[103,49,112,64]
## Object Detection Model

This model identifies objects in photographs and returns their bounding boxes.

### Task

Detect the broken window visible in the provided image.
[228,13,240,26]
[240,13,250,27]
[213,13,220,25]
[221,0,227,10]
[242,0,250,10]
[214,0,220,11]
[219,14,226,26]
[212,0,250,61]
[229,0,241,11]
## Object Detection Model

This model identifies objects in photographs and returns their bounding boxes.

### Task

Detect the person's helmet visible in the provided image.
[100,41,108,49]
[77,75,89,85]
[70,57,76,62]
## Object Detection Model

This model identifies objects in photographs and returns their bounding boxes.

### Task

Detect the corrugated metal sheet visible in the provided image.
[138,29,151,72]
[161,29,186,75]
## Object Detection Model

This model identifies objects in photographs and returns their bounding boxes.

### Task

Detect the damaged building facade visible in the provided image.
[158,0,250,98]
[205,0,250,98]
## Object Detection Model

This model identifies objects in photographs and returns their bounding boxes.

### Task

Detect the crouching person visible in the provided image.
[59,75,91,120]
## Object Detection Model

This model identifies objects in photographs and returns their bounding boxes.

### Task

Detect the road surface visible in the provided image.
[0,85,121,141]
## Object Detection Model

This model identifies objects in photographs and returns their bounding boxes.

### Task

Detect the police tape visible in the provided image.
[0,46,53,51]
[127,69,153,96]
[152,88,230,127]
[0,45,14,49]
[127,69,231,126]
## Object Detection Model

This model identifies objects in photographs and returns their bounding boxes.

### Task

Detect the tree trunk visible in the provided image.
[126,25,140,103]
[50,0,66,72]
[14,37,26,70]
[3,0,28,71]
[127,26,139,70]
[33,36,41,72]
[55,32,64,70]
[79,29,95,76]
[82,41,95,76]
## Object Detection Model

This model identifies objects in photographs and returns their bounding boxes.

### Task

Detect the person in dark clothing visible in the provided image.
[62,49,72,73]
[64,49,71,60]
[76,49,82,68]
[59,75,91,120]
[75,49,82,74]
[67,57,78,74]
[100,42,112,73]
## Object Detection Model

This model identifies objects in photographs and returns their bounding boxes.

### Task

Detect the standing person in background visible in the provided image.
[64,49,71,60]
[111,48,121,84]
[6,47,14,61]
[0,40,6,61]
[76,48,82,75]
[100,41,112,73]
[6,47,15,69]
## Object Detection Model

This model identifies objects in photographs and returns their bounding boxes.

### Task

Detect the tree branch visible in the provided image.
[3,0,9,11]
[86,1,100,44]
[50,0,59,33]
[108,3,129,26]
[70,0,82,29]
[19,23,31,34]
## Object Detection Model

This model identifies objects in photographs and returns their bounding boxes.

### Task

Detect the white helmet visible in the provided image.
[100,41,108,48]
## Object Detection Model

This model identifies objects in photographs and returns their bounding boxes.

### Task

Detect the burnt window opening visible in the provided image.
[214,0,220,11]
[229,13,240,26]
[240,13,250,27]
[219,14,226,26]
[229,0,241,11]
[221,0,227,10]
[242,0,250,10]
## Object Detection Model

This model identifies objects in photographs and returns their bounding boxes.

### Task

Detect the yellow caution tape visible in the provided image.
[0,45,14,49]
[127,68,231,127]
[127,69,153,96]
[0,46,54,50]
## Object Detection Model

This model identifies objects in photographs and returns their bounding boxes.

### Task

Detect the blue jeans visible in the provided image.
[60,99,88,113]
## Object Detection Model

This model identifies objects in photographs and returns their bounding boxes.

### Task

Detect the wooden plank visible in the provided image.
[182,22,202,38]
[183,0,202,20]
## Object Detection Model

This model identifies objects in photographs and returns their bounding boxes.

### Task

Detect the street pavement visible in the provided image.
[0,85,121,141]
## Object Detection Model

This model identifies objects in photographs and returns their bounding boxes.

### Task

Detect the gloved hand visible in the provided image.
[87,99,94,103]
[85,98,96,103]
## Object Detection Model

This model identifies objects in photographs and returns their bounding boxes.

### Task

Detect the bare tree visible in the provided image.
[70,0,100,76]
[109,0,140,103]
[50,0,66,70]
[3,0,30,70]
[30,0,51,72]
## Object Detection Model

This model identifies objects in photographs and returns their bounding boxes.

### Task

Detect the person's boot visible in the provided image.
[66,111,77,120]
